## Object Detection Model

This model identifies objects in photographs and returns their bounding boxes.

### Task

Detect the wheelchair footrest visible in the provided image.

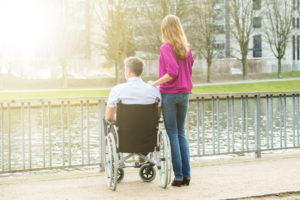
[134,162,142,168]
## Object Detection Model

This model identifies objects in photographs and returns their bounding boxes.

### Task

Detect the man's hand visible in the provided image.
[105,106,116,121]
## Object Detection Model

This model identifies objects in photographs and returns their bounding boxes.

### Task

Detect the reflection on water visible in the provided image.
[187,97,299,156]
[1,104,101,171]
[0,96,299,172]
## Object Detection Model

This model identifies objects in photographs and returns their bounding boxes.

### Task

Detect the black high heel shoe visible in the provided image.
[182,177,191,186]
[171,179,183,187]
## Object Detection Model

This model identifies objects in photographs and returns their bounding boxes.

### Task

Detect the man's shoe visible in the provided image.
[139,157,146,164]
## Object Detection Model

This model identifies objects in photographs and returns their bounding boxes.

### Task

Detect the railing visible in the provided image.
[0,92,299,174]
[0,98,106,174]
[186,92,300,158]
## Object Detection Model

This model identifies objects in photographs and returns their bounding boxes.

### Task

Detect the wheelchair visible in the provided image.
[104,100,172,191]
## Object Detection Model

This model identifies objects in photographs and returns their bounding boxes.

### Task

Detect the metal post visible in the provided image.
[227,96,230,152]
[28,102,32,169]
[284,95,287,148]
[196,97,200,155]
[279,95,282,148]
[266,95,269,149]
[80,100,84,165]
[231,96,235,152]
[270,95,274,149]
[212,96,215,154]
[99,100,105,171]
[8,103,11,171]
[42,102,45,168]
[21,103,25,170]
[48,101,52,168]
[254,95,261,158]
[246,96,248,151]
[241,96,244,152]
[297,94,300,146]
[201,97,205,155]
[293,95,296,147]
[87,100,90,164]
[68,101,71,166]
[61,101,65,166]
[0,104,3,171]
[217,96,220,154]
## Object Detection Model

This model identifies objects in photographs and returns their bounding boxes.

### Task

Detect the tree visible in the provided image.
[188,0,221,83]
[130,0,189,59]
[264,0,293,78]
[228,0,255,80]
[94,0,135,84]
[52,1,83,88]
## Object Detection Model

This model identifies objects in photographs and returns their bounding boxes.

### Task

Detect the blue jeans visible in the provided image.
[162,93,190,179]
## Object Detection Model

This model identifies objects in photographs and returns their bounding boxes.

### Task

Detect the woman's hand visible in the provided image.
[148,80,156,87]
[148,74,173,87]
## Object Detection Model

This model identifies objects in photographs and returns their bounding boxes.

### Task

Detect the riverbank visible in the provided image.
[0,78,300,100]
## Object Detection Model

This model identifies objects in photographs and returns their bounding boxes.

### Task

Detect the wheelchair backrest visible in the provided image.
[116,101,159,153]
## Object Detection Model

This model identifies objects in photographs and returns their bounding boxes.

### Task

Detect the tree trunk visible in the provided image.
[85,0,91,59]
[207,58,212,83]
[0,74,3,90]
[115,62,119,84]
[277,58,282,79]
[242,56,248,80]
[62,64,68,89]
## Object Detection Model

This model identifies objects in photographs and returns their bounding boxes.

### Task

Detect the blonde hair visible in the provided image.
[161,15,189,60]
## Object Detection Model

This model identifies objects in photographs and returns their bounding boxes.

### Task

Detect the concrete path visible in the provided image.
[1,152,300,200]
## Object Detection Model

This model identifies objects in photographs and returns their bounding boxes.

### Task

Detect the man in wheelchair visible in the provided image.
[104,57,172,190]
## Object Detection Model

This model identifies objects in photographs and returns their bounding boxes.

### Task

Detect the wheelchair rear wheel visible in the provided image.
[139,163,156,182]
[104,132,118,191]
[158,131,172,188]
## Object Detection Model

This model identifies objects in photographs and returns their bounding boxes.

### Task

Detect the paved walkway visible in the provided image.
[1,152,300,200]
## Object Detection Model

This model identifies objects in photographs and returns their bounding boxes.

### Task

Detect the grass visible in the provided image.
[0,80,299,100]
[192,80,300,94]
[0,90,110,100]
[267,71,300,78]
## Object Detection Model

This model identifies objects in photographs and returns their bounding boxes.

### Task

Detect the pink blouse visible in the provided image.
[159,42,194,94]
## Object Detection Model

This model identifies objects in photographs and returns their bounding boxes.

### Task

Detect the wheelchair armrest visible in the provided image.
[104,118,116,127]
[106,120,116,126]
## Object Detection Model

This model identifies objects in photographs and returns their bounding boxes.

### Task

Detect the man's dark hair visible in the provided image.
[124,57,144,76]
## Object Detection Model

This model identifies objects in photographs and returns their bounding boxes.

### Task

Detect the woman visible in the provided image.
[148,15,194,187]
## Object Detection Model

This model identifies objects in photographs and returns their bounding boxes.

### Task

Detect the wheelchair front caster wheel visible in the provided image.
[139,163,156,182]
[117,168,124,183]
